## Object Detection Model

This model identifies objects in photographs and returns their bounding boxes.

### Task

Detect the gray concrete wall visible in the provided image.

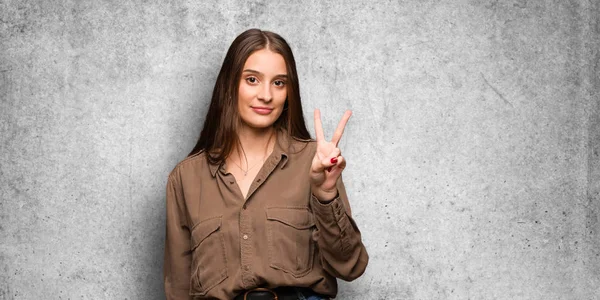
[1,0,598,299]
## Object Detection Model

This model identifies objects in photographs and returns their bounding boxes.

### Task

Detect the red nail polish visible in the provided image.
[330,157,338,164]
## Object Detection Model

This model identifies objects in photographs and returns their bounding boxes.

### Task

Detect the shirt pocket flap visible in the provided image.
[190,217,222,250]
[266,207,315,230]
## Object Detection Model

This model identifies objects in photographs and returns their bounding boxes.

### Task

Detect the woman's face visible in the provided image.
[237,49,288,131]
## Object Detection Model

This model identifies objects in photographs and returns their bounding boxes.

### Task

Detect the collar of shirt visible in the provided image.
[207,127,297,178]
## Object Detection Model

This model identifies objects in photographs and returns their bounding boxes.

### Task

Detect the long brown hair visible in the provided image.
[187,28,311,163]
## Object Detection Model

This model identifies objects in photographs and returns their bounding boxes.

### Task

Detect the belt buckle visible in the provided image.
[244,287,278,300]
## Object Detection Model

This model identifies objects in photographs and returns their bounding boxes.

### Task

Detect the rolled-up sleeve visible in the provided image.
[310,176,369,281]
[164,172,193,300]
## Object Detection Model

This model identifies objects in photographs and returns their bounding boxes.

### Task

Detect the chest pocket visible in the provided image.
[266,207,316,277]
[189,216,228,296]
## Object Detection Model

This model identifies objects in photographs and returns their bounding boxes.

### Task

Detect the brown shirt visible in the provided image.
[163,128,369,300]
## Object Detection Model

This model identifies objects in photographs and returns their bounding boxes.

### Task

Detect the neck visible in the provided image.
[234,125,276,159]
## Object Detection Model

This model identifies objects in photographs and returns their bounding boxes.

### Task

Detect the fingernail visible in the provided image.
[330,157,338,164]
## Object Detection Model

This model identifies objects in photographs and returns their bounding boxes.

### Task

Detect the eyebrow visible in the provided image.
[243,69,288,78]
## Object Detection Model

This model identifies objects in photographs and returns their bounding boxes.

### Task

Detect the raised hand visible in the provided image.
[310,109,352,201]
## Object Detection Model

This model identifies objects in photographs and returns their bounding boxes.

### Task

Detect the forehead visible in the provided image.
[243,49,287,74]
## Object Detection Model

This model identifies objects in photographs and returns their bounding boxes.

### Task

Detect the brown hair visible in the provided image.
[187,28,311,163]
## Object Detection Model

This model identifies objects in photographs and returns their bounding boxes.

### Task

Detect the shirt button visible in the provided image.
[229,181,234,184]
[242,234,248,240]
[257,178,261,182]
[244,265,250,271]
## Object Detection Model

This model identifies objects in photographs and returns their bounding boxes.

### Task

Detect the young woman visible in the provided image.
[164,28,368,300]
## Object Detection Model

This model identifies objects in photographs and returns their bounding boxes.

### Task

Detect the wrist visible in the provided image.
[312,189,338,203]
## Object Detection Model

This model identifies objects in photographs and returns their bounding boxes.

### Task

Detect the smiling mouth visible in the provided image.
[251,107,273,115]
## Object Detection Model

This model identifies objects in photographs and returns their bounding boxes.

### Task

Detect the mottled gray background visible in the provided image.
[1,0,599,299]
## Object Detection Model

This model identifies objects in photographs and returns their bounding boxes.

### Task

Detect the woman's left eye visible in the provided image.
[274,80,286,87]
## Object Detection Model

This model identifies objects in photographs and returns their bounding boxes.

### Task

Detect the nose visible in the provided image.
[257,83,272,102]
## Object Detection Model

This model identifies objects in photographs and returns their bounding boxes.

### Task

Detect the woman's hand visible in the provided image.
[310,109,352,202]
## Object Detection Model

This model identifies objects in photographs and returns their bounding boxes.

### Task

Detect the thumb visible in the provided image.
[321,148,341,172]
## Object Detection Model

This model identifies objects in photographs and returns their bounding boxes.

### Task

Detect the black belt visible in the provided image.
[233,287,326,300]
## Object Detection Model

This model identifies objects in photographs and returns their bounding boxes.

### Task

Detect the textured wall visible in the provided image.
[1,0,599,299]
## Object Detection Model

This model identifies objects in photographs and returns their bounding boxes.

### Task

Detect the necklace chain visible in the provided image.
[231,155,265,176]
[230,131,274,176]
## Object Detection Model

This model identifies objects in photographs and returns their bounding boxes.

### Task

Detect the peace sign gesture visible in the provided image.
[310,109,352,201]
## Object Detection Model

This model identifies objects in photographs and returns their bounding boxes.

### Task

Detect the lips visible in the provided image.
[251,106,273,115]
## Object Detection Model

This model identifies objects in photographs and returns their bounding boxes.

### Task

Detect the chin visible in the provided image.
[239,118,274,129]
[247,121,276,129]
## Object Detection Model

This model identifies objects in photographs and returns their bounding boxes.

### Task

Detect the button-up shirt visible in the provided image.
[164,128,369,299]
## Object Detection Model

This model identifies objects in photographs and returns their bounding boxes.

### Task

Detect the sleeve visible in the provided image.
[310,175,369,281]
[163,172,193,300]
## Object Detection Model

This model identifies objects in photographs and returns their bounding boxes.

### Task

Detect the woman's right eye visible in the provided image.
[246,77,258,84]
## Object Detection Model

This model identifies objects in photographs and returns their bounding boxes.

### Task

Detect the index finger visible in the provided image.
[331,110,352,146]
[313,108,325,142]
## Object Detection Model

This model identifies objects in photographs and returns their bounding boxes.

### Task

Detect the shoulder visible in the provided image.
[167,151,209,183]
